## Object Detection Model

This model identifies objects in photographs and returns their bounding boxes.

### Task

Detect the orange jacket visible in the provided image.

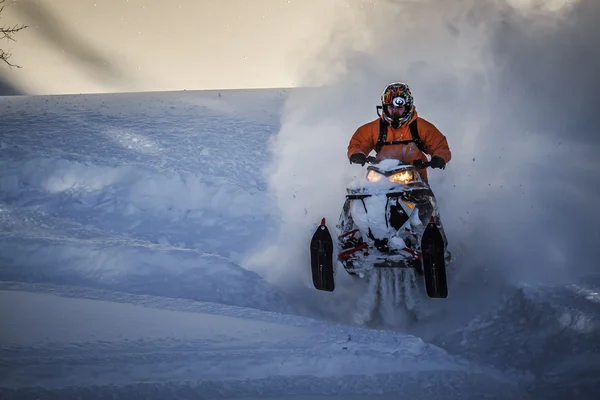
[347,109,451,181]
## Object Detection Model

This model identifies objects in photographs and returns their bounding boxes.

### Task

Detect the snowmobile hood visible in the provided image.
[368,159,407,174]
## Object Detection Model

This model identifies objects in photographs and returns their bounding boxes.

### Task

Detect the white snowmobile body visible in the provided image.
[335,159,449,298]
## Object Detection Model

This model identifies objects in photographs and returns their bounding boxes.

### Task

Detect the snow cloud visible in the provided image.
[252,0,600,298]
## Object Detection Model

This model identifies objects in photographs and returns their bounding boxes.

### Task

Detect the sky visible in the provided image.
[0,0,578,95]
[1,0,342,94]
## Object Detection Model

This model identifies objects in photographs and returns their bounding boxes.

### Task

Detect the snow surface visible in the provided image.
[0,88,599,399]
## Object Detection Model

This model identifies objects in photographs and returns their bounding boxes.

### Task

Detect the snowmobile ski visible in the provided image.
[421,220,448,298]
[310,218,335,292]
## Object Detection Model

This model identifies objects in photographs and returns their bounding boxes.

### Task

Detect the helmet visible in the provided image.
[379,82,414,128]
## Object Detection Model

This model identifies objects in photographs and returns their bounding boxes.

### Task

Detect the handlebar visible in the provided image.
[364,156,431,169]
[412,159,432,169]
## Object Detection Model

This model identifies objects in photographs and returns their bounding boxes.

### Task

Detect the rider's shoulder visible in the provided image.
[352,118,380,135]
[415,116,441,132]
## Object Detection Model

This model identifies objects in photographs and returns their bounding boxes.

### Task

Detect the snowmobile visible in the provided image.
[310,156,450,298]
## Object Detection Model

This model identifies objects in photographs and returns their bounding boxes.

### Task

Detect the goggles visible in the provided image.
[390,96,406,107]
[382,88,410,106]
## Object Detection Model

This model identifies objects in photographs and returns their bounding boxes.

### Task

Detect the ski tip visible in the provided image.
[320,217,326,226]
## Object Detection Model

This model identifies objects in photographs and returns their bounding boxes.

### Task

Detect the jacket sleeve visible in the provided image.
[347,123,376,158]
[419,119,451,163]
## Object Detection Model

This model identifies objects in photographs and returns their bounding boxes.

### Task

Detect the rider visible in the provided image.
[347,82,451,182]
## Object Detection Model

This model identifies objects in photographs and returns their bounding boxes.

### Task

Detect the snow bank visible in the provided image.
[0,236,290,312]
[0,289,524,399]
[1,85,599,398]
[0,90,287,312]
[434,275,600,399]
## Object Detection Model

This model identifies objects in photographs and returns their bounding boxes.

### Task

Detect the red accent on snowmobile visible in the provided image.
[339,229,360,239]
[402,247,423,260]
[338,243,369,261]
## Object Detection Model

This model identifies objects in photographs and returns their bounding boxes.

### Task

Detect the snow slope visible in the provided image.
[0,90,291,312]
[0,89,599,399]
[0,284,523,399]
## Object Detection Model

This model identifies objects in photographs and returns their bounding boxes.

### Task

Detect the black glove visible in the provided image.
[413,159,427,169]
[349,153,367,166]
[430,155,446,169]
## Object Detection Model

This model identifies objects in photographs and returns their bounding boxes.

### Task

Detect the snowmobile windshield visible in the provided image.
[366,166,421,185]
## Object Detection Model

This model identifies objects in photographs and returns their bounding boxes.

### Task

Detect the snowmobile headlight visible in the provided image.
[389,169,418,184]
[366,170,383,182]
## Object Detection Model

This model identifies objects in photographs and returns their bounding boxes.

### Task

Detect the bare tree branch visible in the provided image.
[1,0,27,68]
[1,24,27,40]
[0,49,19,68]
